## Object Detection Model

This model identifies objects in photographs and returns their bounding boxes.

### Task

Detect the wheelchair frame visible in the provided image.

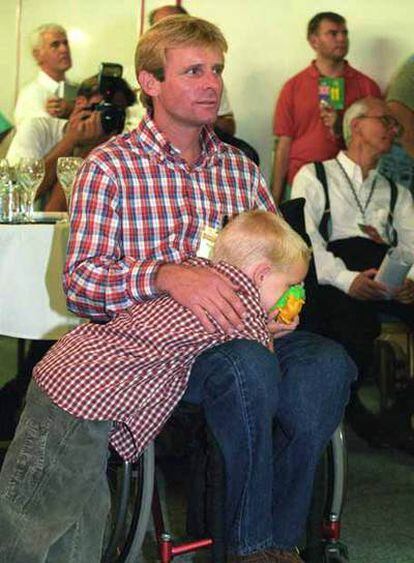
[102,425,348,563]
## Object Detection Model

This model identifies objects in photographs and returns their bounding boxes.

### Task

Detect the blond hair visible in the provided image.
[135,15,227,109]
[212,210,311,271]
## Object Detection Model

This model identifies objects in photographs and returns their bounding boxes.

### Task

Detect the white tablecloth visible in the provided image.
[0,222,83,339]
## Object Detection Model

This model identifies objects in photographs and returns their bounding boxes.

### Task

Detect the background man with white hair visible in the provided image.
[291,96,414,432]
[14,23,76,125]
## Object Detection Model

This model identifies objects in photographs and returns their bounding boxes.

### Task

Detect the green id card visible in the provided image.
[318,77,345,110]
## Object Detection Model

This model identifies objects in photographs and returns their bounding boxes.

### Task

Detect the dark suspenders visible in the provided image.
[385,176,398,247]
[313,161,398,246]
[314,161,331,241]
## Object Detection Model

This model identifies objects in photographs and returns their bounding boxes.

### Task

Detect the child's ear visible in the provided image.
[251,262,272,287]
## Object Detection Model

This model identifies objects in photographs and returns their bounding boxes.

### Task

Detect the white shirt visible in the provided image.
[14,70,76,125]
[7,116,67,166]
[291,150,414,293]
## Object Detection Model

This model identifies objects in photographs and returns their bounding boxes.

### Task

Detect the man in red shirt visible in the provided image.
[272,11,381,203]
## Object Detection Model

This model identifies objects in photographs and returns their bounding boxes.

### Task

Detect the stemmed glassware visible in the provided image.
[56,157,84,209]
[16,158,45,221]
[0,158,14,222]
[0,158,11,183]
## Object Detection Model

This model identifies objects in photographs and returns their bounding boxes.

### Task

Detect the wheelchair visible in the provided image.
[102,198,350,563]
[102,417,349,563]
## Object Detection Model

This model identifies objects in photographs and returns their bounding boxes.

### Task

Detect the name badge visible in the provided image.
[358,223,386,245]
[196,226,219,259]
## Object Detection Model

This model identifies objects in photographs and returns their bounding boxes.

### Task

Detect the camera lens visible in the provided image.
[95,101,126,134]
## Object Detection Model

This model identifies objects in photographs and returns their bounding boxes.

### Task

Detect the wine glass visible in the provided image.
[0,158,14,222]
[16,158,45,221]
[0,158,12,184]
[56,157,84,208]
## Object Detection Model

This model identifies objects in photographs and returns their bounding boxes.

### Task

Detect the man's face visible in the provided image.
[353,100,400,155]
[74,92,103,110]
[309,19,349,62]
[35,30,72,78]
[147,44,224,130]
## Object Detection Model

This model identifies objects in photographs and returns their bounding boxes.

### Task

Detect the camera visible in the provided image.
[93,63,126,134]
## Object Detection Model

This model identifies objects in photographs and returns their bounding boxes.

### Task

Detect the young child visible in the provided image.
[0,210,310,561]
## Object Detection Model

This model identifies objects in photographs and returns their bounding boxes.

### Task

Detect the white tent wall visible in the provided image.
[1,0,412,182]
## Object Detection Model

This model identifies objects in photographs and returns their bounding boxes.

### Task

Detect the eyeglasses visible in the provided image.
[358,114,403,137]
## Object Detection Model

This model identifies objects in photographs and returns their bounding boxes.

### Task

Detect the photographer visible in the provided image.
[7,72,136,211]
[0,73,136,442]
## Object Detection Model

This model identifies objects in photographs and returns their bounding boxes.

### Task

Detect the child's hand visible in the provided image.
[268,285,305,325]
[267,315,299,339]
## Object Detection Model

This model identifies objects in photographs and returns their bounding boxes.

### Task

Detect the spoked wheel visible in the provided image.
[301,425,348,563]
[102,442,155,562]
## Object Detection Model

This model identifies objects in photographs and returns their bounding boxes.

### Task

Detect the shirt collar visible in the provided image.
[309,60,354,78]
[37,70,63,94]
[336,150,377,184]
[133,115,228,168]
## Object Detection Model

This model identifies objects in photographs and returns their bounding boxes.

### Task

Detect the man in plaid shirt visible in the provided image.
[0,16,356,563]
[15,211,311,462]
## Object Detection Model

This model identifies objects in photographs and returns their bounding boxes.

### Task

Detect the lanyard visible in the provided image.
[335,158,377,222]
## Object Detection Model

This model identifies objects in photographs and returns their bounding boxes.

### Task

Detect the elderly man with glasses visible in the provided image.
[291,96,414,438]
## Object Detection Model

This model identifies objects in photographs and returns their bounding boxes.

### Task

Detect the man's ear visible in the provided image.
[138,70,161,98]
[308,33,319,51]
[32,47,42,65]
[251,262,272,288]
[350,117,361,138]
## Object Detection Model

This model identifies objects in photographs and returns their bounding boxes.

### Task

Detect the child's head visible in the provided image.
[211,210,311,311]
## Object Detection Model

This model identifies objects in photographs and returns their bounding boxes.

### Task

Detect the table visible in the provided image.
[0,221,83,340]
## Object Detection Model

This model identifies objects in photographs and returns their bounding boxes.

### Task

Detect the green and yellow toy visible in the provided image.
[269,284,306,324]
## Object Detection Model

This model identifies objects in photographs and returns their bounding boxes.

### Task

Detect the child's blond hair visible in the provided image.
[212,210,311,271]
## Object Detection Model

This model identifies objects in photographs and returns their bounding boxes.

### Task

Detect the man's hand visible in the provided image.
[394,278,414,305]
[65,106,105,147]
[156,263,246,333]
[320,103,338,136]
[348,269,388,300]
[46,97,73,119]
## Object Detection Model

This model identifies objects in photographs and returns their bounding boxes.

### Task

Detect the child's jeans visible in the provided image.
[0,380,112,563]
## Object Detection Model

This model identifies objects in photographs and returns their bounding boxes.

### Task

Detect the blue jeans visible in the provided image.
[183,331,356,555]
[0,381,112,563]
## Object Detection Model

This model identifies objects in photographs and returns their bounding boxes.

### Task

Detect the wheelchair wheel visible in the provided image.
[102,442,155,562]
[323,541,349,563]
[301,425,348,563]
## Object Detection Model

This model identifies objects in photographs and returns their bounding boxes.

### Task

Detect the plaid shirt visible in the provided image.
[34,259,270,461]
[64,116,276,321]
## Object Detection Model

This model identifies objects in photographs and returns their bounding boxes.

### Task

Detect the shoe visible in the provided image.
[228,547,303,562]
